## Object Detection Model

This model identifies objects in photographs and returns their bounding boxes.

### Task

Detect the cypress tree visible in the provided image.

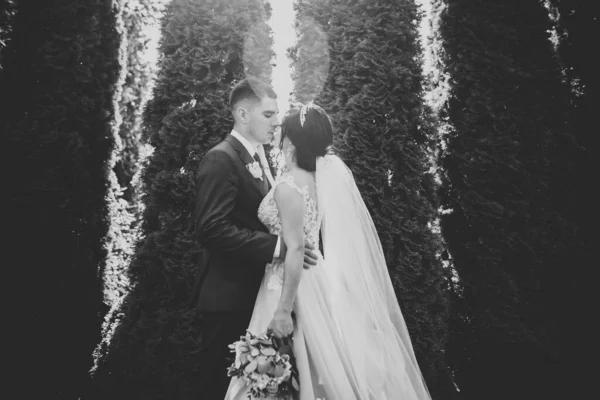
[86,1,273,398]
[0,0,15,70]
[1,0,122,398]
[432,0,581,398]
[545,1,598,393]
[102,0,164,309]
[293,0,454,397]
[548,0,599,158]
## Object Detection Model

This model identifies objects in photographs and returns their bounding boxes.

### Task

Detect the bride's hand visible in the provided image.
[267,309,294,338]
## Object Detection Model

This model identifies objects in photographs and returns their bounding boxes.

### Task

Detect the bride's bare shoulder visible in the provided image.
[288,168,315,187]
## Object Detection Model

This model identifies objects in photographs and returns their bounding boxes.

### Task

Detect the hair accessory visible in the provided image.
[300,101,316,127]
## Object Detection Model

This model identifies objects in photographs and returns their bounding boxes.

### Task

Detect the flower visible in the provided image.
[227,331,299,399]
[267,380,279,395]
[246,161,263,180]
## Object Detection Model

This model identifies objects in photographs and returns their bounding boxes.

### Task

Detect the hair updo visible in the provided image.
[280,104,334,172]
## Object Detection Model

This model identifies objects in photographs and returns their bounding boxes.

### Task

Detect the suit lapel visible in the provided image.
[225,134,269,197]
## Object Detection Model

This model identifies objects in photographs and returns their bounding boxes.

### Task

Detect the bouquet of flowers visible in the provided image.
[227,330,299,399]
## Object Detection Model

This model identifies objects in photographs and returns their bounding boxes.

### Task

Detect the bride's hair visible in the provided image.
[280,104,333,172]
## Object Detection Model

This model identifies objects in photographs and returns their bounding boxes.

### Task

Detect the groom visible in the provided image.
[192,78,317,397]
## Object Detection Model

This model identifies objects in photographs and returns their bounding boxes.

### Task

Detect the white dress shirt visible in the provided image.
[230,130,281,259]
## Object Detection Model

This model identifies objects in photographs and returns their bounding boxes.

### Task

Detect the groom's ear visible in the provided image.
[233,105,249,124]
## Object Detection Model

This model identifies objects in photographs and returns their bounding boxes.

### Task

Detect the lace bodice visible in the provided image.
[258,173,321,291]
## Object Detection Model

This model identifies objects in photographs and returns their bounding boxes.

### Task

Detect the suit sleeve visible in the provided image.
[194,149,278,263]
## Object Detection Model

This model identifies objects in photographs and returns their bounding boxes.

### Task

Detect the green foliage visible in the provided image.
[102,0,164,309]
[548,0,600,140]
[293,0,454,397]
[290,17,330,104]
[432,0,582,397]
[544,1,597,392]
[86,1,273,398]
[0,0,16,69]
[547,0,597,266]
[1,0,122,398]
[115,0,164,194]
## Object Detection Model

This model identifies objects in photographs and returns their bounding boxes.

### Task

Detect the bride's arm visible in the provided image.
[268,183,305,337]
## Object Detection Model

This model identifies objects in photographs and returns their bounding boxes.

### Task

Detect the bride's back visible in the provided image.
[287,168,317,203]
[258,167,320,250]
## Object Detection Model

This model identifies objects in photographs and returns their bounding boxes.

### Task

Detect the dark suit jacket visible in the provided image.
[192,134,278,312]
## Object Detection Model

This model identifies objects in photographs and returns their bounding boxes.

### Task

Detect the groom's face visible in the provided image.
[247,96,280,145]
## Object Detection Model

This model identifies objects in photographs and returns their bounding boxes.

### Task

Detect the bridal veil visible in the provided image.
[307,154,432,400]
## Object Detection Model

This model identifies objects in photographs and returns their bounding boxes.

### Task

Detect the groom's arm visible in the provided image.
[195,149,278,263]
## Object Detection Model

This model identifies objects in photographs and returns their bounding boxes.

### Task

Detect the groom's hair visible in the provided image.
[229,78,277,111]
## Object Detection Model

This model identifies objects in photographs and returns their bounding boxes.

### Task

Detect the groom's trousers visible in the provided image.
[200,310,253,398]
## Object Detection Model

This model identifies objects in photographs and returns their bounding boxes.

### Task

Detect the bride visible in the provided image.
[224,103,432,400]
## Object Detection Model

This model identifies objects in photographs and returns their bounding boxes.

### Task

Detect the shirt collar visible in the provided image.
[231,129,259,158]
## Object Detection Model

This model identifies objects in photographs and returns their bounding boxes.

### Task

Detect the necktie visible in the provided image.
[253,153,269,191]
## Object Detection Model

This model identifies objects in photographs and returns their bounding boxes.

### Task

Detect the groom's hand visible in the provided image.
[303,242,319,270]
[278,238,319,269]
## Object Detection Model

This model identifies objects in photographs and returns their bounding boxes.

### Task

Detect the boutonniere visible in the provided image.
[246,161,263,180]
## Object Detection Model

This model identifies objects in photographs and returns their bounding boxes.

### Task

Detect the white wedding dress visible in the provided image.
[225,155,431,400]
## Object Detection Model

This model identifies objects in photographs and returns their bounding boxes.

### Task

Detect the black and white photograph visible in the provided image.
[2,0,594,399]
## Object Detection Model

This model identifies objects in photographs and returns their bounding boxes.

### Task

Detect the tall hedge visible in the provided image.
[432,0,581,398]
[0,0,15,70]
[102,0,164,309]
[292,0,454,397]
[548,0,599,158]
[546,1,598,393]
[86,1,273,399]
[1,0,122,398]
